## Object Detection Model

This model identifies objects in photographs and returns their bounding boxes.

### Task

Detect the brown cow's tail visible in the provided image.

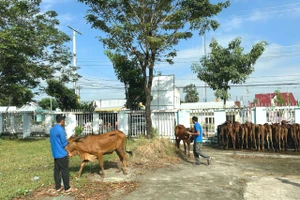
[125,137,133,157]
[126,150,133,156]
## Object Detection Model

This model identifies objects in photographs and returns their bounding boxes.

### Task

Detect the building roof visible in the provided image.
[255,92,297,107]
[18,102,43,112]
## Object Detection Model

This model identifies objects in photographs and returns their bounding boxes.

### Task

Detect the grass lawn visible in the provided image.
[0,138,113,200]
[0,136,178,200]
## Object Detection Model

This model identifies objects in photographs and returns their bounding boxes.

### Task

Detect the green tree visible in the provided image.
[46,79,79,110]
[274,90,285,106]
[191,37,267,107]
[79,0,230,138]
[183,84,199,102]
[38,98,58,111]
[0,0,72,107]
[78,101,94,110]
[105,51,146,110]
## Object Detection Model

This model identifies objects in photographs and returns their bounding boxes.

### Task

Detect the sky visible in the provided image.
[37,0,300,105]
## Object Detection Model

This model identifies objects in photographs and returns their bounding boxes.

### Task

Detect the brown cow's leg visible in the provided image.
[231,133,236,150]
[97,154,104,177]
[78,161,87,177]
[183,141,187,156]
[245,128,248,149]
[225,133,229,150]
[187,142,191,158]
[116,149,128,175]
[261,127,265,151]
[175,138,180,149]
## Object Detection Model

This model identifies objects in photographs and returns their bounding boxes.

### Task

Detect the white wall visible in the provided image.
[151,74,178,110]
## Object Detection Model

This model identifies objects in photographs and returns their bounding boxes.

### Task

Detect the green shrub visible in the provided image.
[75,126,83,136]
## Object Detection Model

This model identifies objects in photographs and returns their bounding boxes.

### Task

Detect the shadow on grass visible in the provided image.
[0,136,48,142]
[69,160,120,176]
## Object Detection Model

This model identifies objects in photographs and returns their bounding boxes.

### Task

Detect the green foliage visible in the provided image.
[0,0,72,106]
[105,51,146,109]
[191,37,267,106]
[75,126,83,136]
[78,101,94,110]
[38,98,58,111]
[79,0,229,137]
[46,79,79,110]
[183,84,199,102]
[274,90,285,106]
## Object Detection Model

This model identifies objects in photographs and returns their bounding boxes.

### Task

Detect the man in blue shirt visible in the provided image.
[50,114,75,193]
[187,116,212,165]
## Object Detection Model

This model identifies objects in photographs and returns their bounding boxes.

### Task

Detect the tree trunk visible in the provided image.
[223,98,227,108]
[145,86,152,138]
[143,63,154,139]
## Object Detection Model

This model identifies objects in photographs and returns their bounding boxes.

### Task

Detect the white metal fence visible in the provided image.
[0,106,299,139]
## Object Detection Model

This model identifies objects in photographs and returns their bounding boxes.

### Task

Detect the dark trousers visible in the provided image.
[54,156,70,190]
[193,142,209,164]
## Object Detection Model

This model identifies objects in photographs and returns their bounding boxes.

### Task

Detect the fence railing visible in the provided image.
[1,106,299,139]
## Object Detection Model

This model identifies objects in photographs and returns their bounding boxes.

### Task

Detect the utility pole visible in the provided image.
[202,34,207,102]
[67,25,82,95]
[77,86,83,101]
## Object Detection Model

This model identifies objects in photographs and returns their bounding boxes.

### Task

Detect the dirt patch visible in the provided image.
[14,145,300,200]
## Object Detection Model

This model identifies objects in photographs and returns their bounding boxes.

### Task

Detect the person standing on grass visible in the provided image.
[50,114,75,193]
[186,116,212,166]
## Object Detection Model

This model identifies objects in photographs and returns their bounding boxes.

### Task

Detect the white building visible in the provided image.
[93,74,180,111]
[150,74,180,110]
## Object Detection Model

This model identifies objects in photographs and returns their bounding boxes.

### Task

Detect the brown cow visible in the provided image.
[217,121,230,146]
[264,123,274,151]
[174,124,194,157]
[256,124,265,151]
[281,120,298,151]
[271,123,282,152]
[66,130,132,177]
[225,122,236,150]
[240,123,249,149]
[245,122,256,150]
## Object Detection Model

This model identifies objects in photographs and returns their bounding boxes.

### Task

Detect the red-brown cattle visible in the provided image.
[245,122,256,150]
[217,121,230,146]
[281,120,298,151]
[271,123,282,152]
[66,130,132,177]
[264,123,274,151]
[174,124,194,157]
[225,122,236,150]
[256,124,265,151]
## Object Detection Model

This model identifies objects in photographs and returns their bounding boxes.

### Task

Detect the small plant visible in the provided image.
[74,126,83,136]
[152,128,159,139]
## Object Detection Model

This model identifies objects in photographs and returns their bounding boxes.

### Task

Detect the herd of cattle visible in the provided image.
[64,120,300,177]
[217,120,300,152]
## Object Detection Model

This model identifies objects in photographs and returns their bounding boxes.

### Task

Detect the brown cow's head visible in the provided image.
[66,136,82,157]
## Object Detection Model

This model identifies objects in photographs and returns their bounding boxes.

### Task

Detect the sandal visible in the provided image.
[64,187,78,194]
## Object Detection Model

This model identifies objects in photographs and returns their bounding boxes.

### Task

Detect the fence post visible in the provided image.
[45,114,53,134]
[93,113,99,134]
[22,112,31,138]
[295,108,300,123]
[65,113,76,138]
[214,110,226,137]
[0,113,2,135]
[118,110,129,136]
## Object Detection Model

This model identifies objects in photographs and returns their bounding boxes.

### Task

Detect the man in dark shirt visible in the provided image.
[50,114,75,193]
